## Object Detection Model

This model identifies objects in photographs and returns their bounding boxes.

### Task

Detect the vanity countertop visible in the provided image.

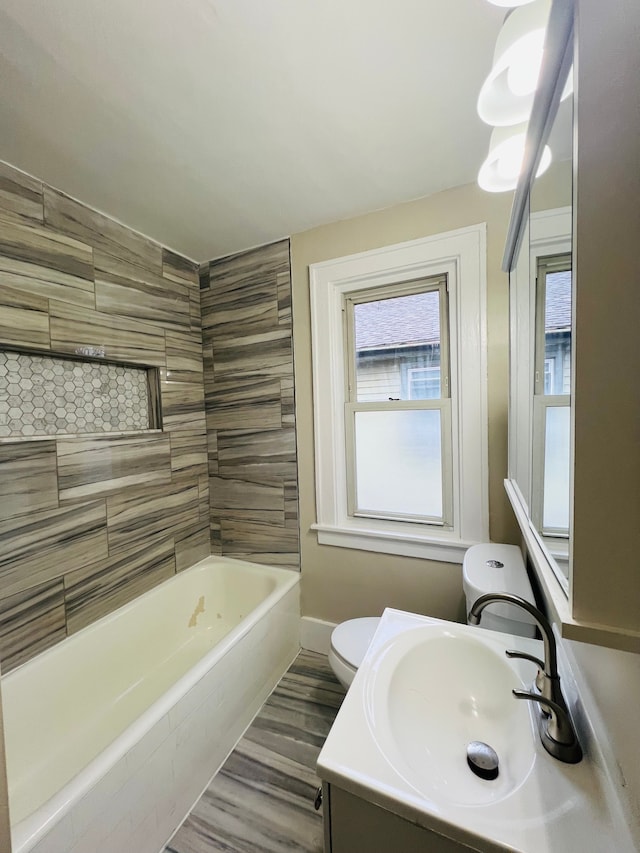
[317,608,636,853]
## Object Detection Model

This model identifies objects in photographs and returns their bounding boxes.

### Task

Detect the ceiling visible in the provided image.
[0,0,504,262]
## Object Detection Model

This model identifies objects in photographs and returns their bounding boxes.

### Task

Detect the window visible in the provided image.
[543,358,554,395]
[344,276,452,526]
[533,253,572,537]
[407,366,441,400]
[309,225,488,563]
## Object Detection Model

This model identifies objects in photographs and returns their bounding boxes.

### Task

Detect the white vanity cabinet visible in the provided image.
[322,783,475,853]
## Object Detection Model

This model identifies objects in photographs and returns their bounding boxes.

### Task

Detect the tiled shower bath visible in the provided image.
[0,159,303,850]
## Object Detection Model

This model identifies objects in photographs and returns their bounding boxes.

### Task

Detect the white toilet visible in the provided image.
[328,543,537,689]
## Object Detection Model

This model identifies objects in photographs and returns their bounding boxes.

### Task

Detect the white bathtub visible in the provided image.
[1,556,300,853]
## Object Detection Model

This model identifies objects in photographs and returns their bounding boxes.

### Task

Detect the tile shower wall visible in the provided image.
[0,160,210,671]
[200,240,300,568]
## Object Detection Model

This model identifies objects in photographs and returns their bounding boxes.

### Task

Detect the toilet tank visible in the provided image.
[463,544,537,639]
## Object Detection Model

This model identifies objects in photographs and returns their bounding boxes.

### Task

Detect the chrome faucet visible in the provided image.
[468,593,582,764]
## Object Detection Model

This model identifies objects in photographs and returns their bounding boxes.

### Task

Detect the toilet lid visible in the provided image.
[330,617,381,669]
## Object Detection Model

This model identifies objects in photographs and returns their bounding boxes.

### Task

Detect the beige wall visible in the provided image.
[291,181,519,624]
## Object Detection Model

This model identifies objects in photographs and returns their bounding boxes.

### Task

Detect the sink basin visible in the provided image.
[318,610,637,853]
[363,623,536,806]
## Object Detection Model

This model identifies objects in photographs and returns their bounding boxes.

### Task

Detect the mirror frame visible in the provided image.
[504,0,575,609]
[503,0,640,652]
[502,0,574,274]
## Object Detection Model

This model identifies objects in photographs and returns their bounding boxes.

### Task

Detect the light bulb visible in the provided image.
[495,134,526,180]
[478,123,552,192]
[487,0,536,6]
[477,0,551,126]
[534,145,553,177]
[506,30,546,96]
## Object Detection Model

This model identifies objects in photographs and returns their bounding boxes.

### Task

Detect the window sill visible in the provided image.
[311,522,476,563]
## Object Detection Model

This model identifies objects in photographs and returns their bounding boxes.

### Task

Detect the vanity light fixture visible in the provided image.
[486,0,537,7]
[477,123,551,192]
[477,0,552,127]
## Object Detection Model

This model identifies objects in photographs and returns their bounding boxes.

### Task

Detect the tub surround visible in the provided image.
[2,556,300,853]
[200,240,300,568]
[0,160,209,672]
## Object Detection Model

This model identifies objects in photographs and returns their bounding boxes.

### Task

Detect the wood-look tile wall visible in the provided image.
[0,161,209,672]
[200,240,300,569]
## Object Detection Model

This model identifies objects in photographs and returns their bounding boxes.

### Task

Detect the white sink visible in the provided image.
[317,609,637,853]
[364,623,536,806]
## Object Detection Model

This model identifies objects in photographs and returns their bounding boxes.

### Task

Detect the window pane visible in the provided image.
[544,269,572,395]
[354,409,442,518]
[354,290,441,402]
[542,405,570,532]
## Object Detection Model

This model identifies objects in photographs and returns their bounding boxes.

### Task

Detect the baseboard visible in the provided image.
[300,616,337,655]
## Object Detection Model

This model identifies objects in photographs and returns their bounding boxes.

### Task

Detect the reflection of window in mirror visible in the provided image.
[508,205,572,590]
[532,253,572,539]
[528,214,572,585]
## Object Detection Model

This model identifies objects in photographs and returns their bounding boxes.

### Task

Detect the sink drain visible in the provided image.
[467,741,499,780]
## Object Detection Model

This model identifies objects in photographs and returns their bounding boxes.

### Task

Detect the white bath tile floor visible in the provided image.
[165,650,345,853]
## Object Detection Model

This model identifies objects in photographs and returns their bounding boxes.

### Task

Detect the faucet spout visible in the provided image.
[468,592,582,763]
[468,592,557,679]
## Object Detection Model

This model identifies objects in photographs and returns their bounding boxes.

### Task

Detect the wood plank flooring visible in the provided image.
[165,650,345,853]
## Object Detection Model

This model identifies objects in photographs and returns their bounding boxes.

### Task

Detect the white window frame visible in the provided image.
[309,224,488,563]
[344,276,452,527]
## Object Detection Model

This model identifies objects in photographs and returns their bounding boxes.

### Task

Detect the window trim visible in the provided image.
[309,224,488,563]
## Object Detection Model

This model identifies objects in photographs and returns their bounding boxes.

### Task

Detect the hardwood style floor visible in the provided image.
[165,650,345,853]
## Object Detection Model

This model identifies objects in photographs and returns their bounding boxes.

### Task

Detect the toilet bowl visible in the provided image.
[328,617,381,690]
[328,543,537,689]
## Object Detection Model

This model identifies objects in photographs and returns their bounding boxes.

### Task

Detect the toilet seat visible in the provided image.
[329,617,381,686]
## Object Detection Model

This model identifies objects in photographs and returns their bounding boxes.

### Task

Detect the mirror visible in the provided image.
[507,85,573,590]
[504,0,640,652]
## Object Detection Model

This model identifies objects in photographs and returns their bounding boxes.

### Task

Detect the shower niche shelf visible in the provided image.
[0,347,161,441]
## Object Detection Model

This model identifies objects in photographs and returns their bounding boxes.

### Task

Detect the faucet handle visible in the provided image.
[505,649,544,670]
[512,689,583,763]
[505,650,546,697]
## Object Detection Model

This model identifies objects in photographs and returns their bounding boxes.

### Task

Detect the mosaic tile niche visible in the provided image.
[0,350,155,439]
